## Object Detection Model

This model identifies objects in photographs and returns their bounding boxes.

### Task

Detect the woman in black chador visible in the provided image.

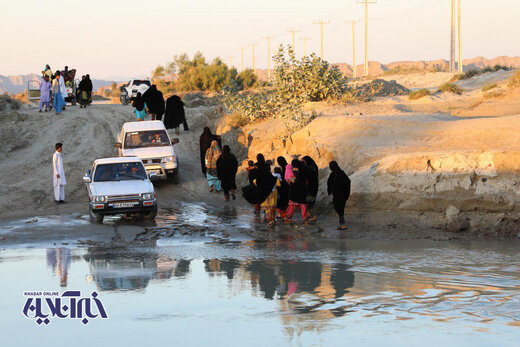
[217,145,239,201]
[164,95,188,134]
[327,161,351,230]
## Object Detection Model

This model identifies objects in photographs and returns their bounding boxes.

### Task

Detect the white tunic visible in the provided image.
[53,151,67,186]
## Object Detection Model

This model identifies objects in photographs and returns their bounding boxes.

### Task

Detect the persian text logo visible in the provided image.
[22,290,108,325]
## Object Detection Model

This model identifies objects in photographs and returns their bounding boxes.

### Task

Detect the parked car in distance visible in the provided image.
[120,79,151,105]
[83,156,157,223]
[115,121,179,182]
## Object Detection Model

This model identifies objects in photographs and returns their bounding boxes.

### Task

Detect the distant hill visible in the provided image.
[0,73,117,95]
[255,56,520,80]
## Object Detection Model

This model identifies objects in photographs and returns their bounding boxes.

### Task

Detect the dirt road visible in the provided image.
[0,102,227,220]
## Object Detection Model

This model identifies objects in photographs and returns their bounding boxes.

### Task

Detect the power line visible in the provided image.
[356,0,377,77]
[313,20,330,59]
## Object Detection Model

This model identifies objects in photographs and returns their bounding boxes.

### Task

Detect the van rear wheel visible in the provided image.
[89,205,104,224]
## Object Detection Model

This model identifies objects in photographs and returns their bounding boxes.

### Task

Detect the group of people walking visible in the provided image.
[39,64,92,113]
[131,84,188,135]
[199,127,352,229]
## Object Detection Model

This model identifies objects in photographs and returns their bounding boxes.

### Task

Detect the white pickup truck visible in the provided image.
[115,121,179,182]
[83,157,157,223]
[120,79,151,105]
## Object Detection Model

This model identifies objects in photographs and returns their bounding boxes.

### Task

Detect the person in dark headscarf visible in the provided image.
[205,140,222,192]
[142,85,164,120]
[78,75,89,108]
[327,161,351,230]
[164,95,188,134]
[131,92,146,121]
[85,74,93,105]
[302,155,319,223]
[200,127,220,176]
[285,159,308,224]
[217,145,238,201]
[274,166,289,219]
[242,154,277,209]
[277,156,288,179]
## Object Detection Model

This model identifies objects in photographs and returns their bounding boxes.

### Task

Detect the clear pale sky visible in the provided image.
[1,0,519,80]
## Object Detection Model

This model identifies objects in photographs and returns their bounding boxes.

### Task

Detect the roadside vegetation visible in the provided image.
[0,93,21,111]
[451,65,511,81]
[408,88,432,100]
[438,82,463,95]
[220,46,349,135]
[481,83,497,92]
[508,70,520,89]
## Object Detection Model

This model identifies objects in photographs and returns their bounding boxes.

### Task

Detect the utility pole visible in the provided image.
[457,0,462,73]
[286,29,300,51]
[313,20,330,60]
[450,0,456,72]
[300,37,310,56]
[249,43,258,71]
[240,47,244,71]
[263,36,274,79]
[352,21,357,78]
[356,0,377,77]
[229,56,232,68]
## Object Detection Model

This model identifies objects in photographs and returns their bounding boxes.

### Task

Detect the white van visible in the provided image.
[115,121,179,182]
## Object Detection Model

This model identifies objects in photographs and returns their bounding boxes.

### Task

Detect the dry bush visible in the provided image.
[0,94,22,112]
[508,70,520,89]
[409,88,432,100]
[438,82,463,95]
[481,83,498,92]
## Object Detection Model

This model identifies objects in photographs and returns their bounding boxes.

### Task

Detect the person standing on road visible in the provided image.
[85,74,93,106]
[53,143,67,203]
[216,145,238,201]
[205,140,222,193]
[164,95,188,135]
[285,160,309,224]
[131,92,147,121]
[52,71,66,115]
[199,127,219,176]
[78,75,89,108]
[327,161,351,230]
[39,75,51,112]
[143,85,164,120]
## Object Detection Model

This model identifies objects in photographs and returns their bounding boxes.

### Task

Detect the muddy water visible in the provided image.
[0,235,519,346]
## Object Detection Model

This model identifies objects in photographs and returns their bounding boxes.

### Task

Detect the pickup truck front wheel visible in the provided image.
[141,205,158,221]
[89,205,104,224]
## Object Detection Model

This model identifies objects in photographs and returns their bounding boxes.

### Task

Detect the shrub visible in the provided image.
[409,88,432,100]
[219,46,347,134]
[484,90,504,99]
[451,65,512,81]
[383,65,424,76]
[438,82,463,95]
[0,93,21,111]
[481,83,497,92]
[236,69,257,89]
[508,70,520,89]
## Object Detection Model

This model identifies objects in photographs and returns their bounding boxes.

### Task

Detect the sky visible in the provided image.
[1,0,519,80]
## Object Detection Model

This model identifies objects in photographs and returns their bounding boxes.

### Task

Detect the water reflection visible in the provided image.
[83,246,191,291]
[46,248,71,287]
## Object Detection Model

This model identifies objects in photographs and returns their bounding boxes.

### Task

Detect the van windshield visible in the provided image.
[124,130,170,149]
[94,162,147,182]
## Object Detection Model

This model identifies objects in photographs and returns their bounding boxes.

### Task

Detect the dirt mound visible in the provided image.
[0,94,21,112]
[354,79,410,100]
[182,92,220,108]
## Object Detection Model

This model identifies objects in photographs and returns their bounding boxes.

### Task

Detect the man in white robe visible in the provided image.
[53,143,67,203]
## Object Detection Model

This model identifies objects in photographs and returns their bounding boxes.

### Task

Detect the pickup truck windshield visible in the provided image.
[124,130,170,149]
[133,80,151,86]
[94,162,147,182]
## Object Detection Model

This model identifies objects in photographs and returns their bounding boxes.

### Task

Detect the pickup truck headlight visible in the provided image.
[141,193,154,200]
[162,156,175,163]
[93,196,106,203]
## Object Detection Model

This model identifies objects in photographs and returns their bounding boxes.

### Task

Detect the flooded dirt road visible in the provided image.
[1,211,519,346]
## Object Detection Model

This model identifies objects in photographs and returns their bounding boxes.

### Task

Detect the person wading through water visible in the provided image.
[242,154,277,224]
[164,94,188,135]
[285,159,309,224]
[131,92,147,121]
[205,140,222,193]
[327,161,351,230]
[199,127,220,176]
[302,156,319,223]
[143,85,164,120]
[216,145,238,201]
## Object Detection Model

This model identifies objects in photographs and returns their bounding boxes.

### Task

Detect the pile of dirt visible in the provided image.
[353,79,410,100]
[182,92,220,108]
